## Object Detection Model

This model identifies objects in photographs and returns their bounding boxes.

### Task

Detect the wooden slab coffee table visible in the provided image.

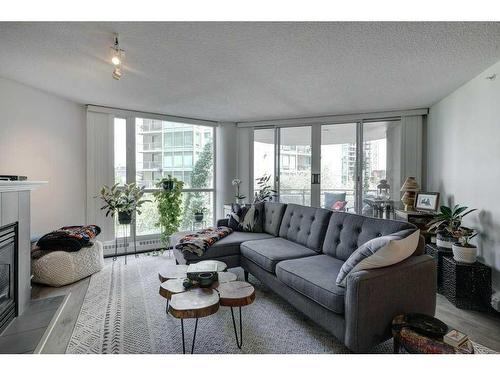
[217,281,256,349]
[157,261,255,353]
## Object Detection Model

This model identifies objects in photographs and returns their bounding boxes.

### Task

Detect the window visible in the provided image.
[134,118,215,236]
[253,128,275,197]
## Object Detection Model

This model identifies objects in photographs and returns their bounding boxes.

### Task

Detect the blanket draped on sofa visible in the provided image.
[175,227,233,256]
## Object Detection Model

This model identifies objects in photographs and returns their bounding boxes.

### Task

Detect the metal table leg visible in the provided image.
[230,306,243,349]
[180,318,198,354]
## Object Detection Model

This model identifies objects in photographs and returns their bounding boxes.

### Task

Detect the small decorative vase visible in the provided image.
[194,212,204,222]
[118,211,132,225]
[436,232,456,249]
[452,243,477,263]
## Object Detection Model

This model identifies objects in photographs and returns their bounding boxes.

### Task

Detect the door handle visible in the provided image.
[311,174,320,184]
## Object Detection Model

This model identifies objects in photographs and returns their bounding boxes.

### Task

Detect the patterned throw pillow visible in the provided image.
[331,201,347,211]
[336,229,420,287]
[227,203,263,232]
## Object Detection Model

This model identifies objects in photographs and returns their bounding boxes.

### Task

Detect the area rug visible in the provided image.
[66,254,496,354]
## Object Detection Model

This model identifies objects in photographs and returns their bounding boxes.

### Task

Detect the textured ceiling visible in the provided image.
[1,22,500,122]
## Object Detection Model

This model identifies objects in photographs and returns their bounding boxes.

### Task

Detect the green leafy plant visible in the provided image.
[154,176,184,248]
[253,174,277,203]
[191,197,207,214]
[453,226,478,247]
[428,204,476,238]
[98,183,150,217]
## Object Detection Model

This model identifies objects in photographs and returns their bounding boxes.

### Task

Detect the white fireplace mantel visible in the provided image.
[0,180,48,193]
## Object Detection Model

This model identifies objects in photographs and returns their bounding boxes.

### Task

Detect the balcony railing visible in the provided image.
[138,161,162,170]
[278,188,378,209]
[139,124,163,133]
[141,142,162,151]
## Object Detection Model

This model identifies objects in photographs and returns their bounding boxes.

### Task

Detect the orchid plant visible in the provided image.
[232,178,246,201]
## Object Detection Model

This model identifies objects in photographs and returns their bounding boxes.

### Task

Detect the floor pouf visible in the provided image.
[32,241,105,287]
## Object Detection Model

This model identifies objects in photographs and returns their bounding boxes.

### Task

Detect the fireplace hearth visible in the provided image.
[0,222,18,333]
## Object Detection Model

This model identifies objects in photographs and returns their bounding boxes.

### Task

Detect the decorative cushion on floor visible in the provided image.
[32,240,105,287]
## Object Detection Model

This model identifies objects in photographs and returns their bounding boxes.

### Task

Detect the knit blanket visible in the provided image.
[175,226,233,256]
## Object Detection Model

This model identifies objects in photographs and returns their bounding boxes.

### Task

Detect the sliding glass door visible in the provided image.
[320,123,357,212]
[252,118,403,215]
[278,127,312,206]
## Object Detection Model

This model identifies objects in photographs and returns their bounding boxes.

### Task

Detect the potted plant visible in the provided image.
[451,227,478,263]
[427,204,476,249]
[98,183,150,225]
[232,178,246,204]
[191,196,207,222]
[253,174,277,203]
[154,176,184,248]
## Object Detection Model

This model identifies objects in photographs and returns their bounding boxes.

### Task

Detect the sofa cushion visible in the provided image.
[241,237,317,273]
[278,204,331,252]
[322,211,417,261]
[276,255,346,314]
[263,202,287,236]
[181,231,273,261]
[336,229,420,287]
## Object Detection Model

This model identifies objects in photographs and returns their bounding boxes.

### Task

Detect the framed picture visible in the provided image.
[415,192,440,212]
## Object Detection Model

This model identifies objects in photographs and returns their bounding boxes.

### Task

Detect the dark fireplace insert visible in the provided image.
[0,222,18,333]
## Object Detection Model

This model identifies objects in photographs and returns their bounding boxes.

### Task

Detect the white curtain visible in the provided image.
[86,110,115,242]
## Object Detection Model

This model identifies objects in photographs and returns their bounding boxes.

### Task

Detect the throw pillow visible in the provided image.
[331,201,347,211]
[227,203,263,232]
[336,229,420,287]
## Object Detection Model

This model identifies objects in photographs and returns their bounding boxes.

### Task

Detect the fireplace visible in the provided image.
[0,222,18,333]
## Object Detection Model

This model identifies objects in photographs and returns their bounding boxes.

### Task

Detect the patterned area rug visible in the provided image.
[67,254,496,354]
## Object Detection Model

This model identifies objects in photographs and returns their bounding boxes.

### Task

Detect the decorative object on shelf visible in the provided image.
[376,179,390,199]
[110,33,125,80]
[441,255,492,312]
[154,176,184,250]
[400,177,420,211]
[253,174,276,203]
[451,226,478,263]
[232,178,246,204]
[427,204,476,249]
[98,183,150,261]
[392,314,474,354]
[415,192,440,212]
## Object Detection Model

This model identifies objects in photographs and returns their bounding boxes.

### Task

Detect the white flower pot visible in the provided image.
[452,244,477,263]
[436,234,455,249]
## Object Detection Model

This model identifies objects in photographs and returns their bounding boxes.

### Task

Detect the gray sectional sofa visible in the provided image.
[173,202,437,353]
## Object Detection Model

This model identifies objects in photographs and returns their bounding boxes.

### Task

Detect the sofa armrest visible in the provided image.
[217,218,229,227]
[344,255,436,352]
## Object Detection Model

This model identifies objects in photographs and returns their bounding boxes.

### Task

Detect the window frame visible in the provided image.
[104,106,217,241]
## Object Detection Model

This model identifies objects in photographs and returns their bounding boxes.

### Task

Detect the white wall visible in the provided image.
[427,59,500,290]
[0,77,86,235]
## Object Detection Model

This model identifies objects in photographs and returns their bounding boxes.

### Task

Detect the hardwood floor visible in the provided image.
[30,277,90,353]
[435,294,500,352]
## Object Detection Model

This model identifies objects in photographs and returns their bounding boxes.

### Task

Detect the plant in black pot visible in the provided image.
[191,197,207,223]
[98,183,150,225]
[154,176,184,249]
[427,204,476,249]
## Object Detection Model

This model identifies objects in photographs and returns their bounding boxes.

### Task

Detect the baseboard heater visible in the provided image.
[101,237,166,257]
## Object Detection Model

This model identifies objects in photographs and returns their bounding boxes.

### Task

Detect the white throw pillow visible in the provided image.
[337,229,420,287]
